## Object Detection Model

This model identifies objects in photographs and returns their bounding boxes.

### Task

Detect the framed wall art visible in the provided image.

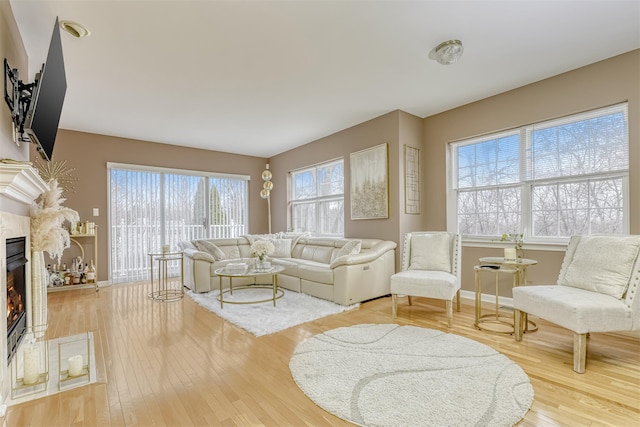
[350,143,388,220]
[404,145,420,214]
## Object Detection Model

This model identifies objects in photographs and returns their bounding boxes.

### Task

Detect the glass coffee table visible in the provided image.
[214,265,285,308]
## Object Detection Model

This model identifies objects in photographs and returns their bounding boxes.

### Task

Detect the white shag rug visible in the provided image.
[188,288,359,336]
[290,324,534,427]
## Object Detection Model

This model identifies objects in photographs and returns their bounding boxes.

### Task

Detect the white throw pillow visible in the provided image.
[408,233,451,272]
[331,240,362,262]
[193,240,227,260]
[268,238,293,258]
[560,236,640,299]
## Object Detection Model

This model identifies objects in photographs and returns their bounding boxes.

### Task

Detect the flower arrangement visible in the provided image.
[250,239,275,260]
[30,179,79,262]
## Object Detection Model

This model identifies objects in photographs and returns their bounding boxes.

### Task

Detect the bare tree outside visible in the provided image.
[454,104,628,239]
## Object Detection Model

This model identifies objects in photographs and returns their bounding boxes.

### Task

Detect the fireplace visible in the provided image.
[6,237,28,364]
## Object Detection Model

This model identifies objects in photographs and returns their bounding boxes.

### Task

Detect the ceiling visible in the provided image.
[9,0,640,158]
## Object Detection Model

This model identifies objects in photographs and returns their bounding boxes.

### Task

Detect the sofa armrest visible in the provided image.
[329,240,396,268]
[183,248,215,263]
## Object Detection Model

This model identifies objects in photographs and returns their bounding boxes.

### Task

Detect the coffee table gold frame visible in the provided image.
[214,265,285,308]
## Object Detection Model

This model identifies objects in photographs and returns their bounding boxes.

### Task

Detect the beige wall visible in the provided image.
[422,50,640,293]
[31,129,271,281]
[270,110,424,268]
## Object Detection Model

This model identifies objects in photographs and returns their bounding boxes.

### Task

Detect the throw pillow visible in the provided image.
[193,240,227,261]
[331,240,362,263]
[268,238,293,258]
[408,233,451,272]
[559,236,640,299]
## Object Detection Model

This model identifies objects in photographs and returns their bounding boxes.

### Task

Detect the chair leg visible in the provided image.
[573,333,587,374]
[407,295,413,306]
[391,294,397,318]
[514,309,523,342]
[445,300,453,328]
[455,289,461,312]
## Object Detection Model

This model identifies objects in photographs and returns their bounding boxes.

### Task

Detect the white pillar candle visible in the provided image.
[162,244,170,253]
[68,355,84,377]
[23,345,40,385]
[504,247,517,261]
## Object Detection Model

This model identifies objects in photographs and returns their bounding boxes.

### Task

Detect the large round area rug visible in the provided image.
[289,324,534,427]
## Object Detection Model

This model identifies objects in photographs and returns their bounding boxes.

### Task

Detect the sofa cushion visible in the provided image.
[193,240,227,260]
[271,258,300,277]
[408,233,451,272]
[559,236,640,299]
[331,240,361,263]
[298,261,334,285]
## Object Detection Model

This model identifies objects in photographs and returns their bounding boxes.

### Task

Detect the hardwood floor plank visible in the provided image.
[1,281,638,426]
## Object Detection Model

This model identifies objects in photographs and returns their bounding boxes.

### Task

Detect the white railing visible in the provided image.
[110,223,246,283]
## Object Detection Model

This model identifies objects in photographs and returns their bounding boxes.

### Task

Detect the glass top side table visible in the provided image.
[148,251,184,302]
[474,257,538,334]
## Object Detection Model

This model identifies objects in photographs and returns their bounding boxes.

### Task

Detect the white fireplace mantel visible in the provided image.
[0,162,48,205]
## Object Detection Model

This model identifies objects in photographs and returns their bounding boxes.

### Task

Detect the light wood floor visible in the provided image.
[2,282,639,426]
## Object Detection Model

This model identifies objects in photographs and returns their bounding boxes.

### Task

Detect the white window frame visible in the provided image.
[289,158,344,236]
[447,103,629,250]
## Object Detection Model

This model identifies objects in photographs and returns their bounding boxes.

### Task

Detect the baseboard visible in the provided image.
[459,289,513,309]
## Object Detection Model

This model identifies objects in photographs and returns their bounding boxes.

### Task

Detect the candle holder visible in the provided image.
[10,324,50,399]
[58,331,91,390]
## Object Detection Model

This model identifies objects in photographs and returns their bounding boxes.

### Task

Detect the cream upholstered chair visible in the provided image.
[391,232,461,327]
[513,235,640,373]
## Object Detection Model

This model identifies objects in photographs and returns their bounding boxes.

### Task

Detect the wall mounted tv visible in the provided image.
[24,17,67,161]
[3,17,66,161]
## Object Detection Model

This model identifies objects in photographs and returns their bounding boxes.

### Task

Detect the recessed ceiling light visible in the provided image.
[59,20,90,38]
[428,40,464,65]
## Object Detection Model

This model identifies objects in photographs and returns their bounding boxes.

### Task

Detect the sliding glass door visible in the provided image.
[108,163,249,284]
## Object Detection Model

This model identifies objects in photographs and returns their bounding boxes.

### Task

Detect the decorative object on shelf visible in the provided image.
[11,324,50,399]
[30,178,79,325]
[350,143,388,220]
[30,179,79,263]
[428,39,464,65]
[260,164,273,233]
[500,233,524,259]
[250,239,274,270]
[33,159,78,194]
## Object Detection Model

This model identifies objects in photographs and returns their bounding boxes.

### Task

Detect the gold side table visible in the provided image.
[148,251,184,302]
[474,257,538,334]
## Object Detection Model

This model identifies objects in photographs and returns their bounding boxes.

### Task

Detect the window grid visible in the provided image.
[450,103,629,241]
[290,159,344,235]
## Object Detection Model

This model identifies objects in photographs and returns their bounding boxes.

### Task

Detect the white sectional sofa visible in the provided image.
[177,234,397,305]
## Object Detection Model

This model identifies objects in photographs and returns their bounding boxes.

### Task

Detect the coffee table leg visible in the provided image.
[272,273,277,307]
[219,276,224,309]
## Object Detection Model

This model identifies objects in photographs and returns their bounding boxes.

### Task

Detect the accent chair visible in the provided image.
[513,234,640,373]
[390,232,461,327]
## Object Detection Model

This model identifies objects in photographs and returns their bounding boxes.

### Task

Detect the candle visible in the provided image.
[162,244,170,253]
[68,355,84,377]
[23,345,40,385]
[504,247,517,261]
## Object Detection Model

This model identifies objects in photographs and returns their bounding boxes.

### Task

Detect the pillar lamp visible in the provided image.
[261,164,273,234]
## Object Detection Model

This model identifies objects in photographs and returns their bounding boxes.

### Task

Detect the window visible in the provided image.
[450,103,629,241]
[108,163,249,283]
[290,159,344,235]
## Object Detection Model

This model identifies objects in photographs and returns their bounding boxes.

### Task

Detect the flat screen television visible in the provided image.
[23,17,67,161]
